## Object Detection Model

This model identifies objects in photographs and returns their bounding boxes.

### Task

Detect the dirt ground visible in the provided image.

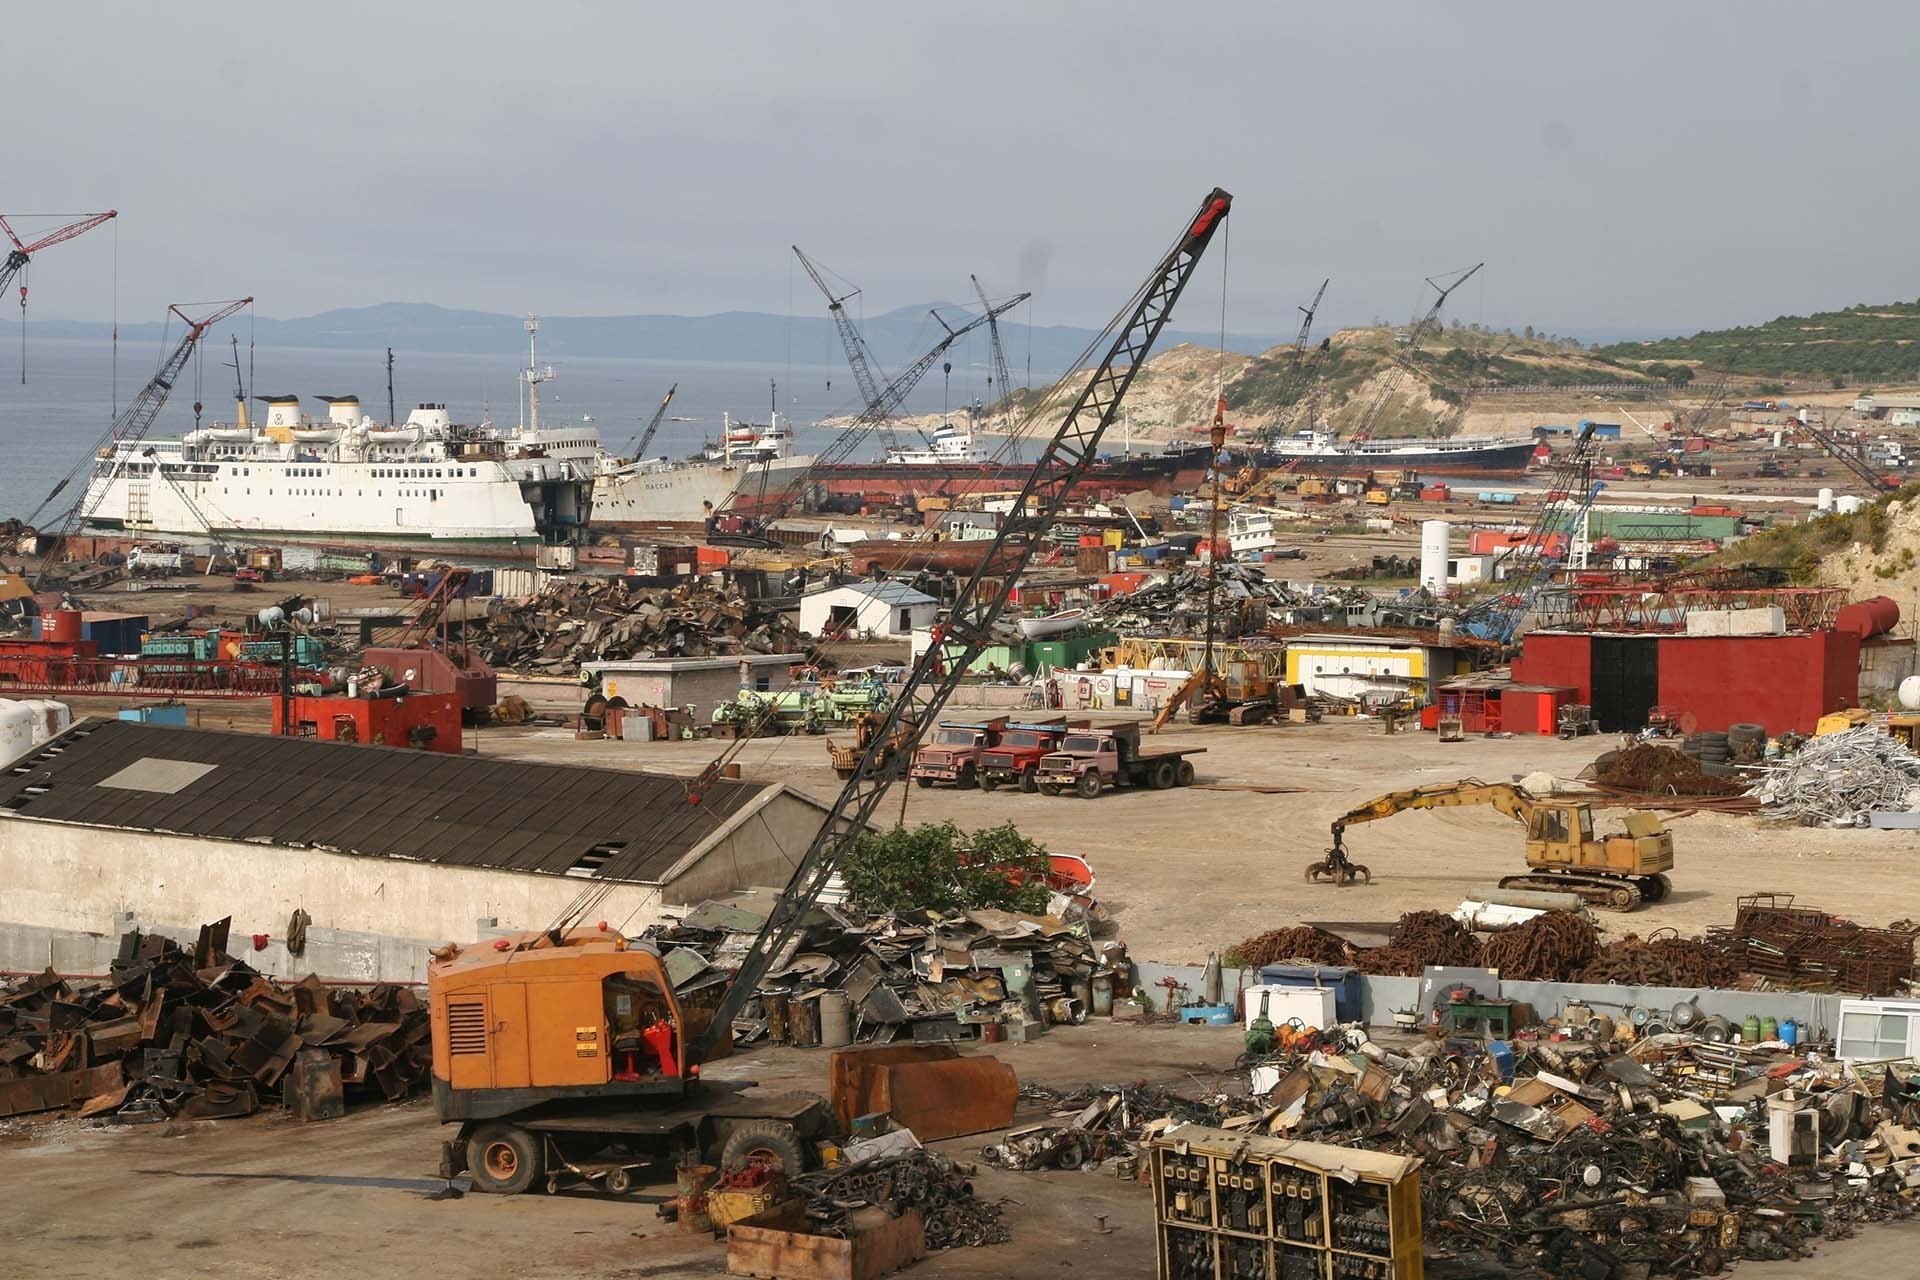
[471,712,1919,965]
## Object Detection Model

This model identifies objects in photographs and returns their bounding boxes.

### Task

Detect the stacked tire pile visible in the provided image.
[1683,723,1764,776]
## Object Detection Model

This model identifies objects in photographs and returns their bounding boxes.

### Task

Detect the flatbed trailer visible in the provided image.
[1035,722,1203,797]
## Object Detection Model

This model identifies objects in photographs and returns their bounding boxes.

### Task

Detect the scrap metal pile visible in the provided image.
[1593,743,1748,798]
[1234,899,1917,993]
[471,577,811,673]
[1090,565,1372,637]
[995,1030,1920,1277]
[1748,726,1920,826]
[649,895,1121,1045]
[0,919,427,1123]
[791,1149,1009,1249]
[1706,894,1920,997]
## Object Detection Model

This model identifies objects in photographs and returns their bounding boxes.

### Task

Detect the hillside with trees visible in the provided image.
[1597,301,1920,384]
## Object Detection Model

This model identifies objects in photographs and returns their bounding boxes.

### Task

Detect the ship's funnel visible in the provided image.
[406,403,452,432]
[319,395,362,427]
[259,395,301,429]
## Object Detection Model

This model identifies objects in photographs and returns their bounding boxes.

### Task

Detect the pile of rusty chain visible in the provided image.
[1356,911,1485,976]
[1481,912,1600,981]
[1231,926,1353,969]
[794,1151,1008,1249]
[1575,930,1739,987]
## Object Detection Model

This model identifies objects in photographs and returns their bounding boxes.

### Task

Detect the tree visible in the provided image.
[838,821,1054,916]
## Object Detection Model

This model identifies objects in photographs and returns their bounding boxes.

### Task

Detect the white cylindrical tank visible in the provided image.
[1899,675,1920,711]
[1419,520,1451,591]
[1836,495,1865,515]
[1816,487,1835,512]
[0,701,35,766]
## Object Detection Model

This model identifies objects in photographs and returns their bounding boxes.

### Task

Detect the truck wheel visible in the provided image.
[959,764,979,790]
[1175,760,1196,787]
[467,1122,544,1195]
[1039,782,1061,796]
[1149,760,1177,790]
[1019,768,1039,794]
[721,1120,806,1175]
[980,774,1000,792]
[915,776,934,789]
[1075,770,1104,799]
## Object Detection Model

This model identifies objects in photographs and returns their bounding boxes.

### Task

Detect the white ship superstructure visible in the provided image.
[884,421,989,466]
[79,395,592,547]
[591,411,815,528]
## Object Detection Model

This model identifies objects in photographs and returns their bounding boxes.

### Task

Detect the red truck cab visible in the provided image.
[978,718,1087,792]
[909,717,1007,789]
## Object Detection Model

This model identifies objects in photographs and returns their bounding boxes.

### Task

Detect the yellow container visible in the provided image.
[710,1187,782,1228]
[1103,528,1124,548]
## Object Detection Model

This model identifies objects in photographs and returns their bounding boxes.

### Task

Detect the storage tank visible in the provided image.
[0,701,36,766]
[1836,596,1900,639]
[41,609,83,643]
[1419,520,1450,591]
[1816,487,1835,512]
[1835,494,1865,515]
[1899,675,1920,711]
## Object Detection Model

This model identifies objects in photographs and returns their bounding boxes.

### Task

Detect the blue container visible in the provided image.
[1779,1018,1798,1048]
[1258,963,1364,1024]
[1486,1040,1516,1083]
[118,704,188,726]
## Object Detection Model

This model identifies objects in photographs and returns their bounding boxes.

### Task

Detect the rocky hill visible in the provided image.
[950,324,1664,445]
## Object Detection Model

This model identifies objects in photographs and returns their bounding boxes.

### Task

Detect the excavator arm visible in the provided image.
[1308,779,1537,886]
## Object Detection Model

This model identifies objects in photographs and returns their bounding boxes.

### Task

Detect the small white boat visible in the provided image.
[1019,608,1088,639]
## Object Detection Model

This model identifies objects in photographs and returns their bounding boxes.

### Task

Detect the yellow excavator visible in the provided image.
[1308,779,1675,911]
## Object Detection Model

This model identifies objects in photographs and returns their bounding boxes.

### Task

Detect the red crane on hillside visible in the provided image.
[0,210,118,382]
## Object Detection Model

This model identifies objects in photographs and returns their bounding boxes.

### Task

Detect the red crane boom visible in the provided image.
[1,211,118,381]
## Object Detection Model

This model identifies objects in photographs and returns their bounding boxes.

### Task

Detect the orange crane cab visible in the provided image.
[428,929,829,1195]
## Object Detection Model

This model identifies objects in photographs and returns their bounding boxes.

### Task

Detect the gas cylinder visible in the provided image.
[1760,1015,1779,1043]
[1741,1014,1762,1044]
[1779,1018,1799,1047]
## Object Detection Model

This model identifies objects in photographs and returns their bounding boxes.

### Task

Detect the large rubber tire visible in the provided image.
[467,1123,544,1195]
[1019,768,1039,794]
[1075,770,1104,799]
[980,775,1000,792]
[1175,760,1197,787]
[915,776,934,789]
[720,1120,806,1176]
[958,764,978,790]
[1149,760,1177,791]
[1039,782,1061,796]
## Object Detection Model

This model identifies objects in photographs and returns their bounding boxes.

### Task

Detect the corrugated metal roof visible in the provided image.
[0,718,790,884]
[814,582,937,606]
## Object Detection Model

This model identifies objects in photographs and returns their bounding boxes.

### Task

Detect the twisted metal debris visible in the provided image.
[792,1150,1008,1249]
[1748,727,1920,827]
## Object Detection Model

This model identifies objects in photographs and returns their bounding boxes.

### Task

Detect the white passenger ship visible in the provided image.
[79,395,593,548]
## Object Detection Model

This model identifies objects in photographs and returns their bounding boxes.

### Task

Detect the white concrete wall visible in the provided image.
[0,816,667,964]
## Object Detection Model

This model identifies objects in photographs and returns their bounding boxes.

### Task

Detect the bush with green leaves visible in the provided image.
[839,820,1054,916]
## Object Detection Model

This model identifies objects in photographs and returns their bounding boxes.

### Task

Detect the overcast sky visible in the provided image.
[9,1,1915,339]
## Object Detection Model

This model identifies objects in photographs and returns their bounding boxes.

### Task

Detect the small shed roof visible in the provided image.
[815,581,937,607]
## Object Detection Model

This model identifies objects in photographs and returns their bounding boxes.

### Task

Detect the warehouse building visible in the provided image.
[799,581,939,639]
[0,719,833,982]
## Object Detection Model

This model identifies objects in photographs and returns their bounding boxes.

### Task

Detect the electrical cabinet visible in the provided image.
[1149,1124,1422,1280]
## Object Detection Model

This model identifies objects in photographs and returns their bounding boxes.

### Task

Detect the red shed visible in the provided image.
[274,690,462,753]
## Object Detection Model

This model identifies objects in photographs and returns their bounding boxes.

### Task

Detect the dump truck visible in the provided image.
[1311,778,1675,910]
[910,717,1006,788]
[977,718,1086,791]
[1034,721,1203,797]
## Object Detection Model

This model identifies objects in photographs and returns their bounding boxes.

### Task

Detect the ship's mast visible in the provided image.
[521,315,554,433]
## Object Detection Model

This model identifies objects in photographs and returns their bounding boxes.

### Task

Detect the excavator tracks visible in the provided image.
[1497,873,1656,912]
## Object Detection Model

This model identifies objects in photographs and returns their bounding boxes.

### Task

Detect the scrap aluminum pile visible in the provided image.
[991,1031,1920,1277]
[791,1149,1009,1249]
[0,919,428,1123]
[648,895,1121,1045]
[1236,903,1918,995]
[1747,727,1920,827]
[471,576,810,673]
[1089,564,1372,637]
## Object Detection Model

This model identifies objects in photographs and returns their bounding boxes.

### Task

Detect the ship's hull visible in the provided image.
[803,449,1199,503]
[1257,438,1536,477]
[590,454,817,529]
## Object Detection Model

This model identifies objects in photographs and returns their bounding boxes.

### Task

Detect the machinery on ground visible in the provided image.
[978,718,1084,791]
[910,717,1006,788]
[1310,779,1675,910]
[1035,721,1204,797]
[825,708,918,780]
[427,187,1234,1193]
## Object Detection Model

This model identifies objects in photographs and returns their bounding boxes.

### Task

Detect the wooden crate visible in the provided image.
[728,1204,925,1280]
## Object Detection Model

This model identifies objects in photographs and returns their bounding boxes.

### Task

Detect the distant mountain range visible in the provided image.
[33,301,1288,373]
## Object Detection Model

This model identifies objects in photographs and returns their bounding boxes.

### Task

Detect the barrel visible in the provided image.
[41,610,83,643]
[818,991,852,1048]
[1835,595,1900,639]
